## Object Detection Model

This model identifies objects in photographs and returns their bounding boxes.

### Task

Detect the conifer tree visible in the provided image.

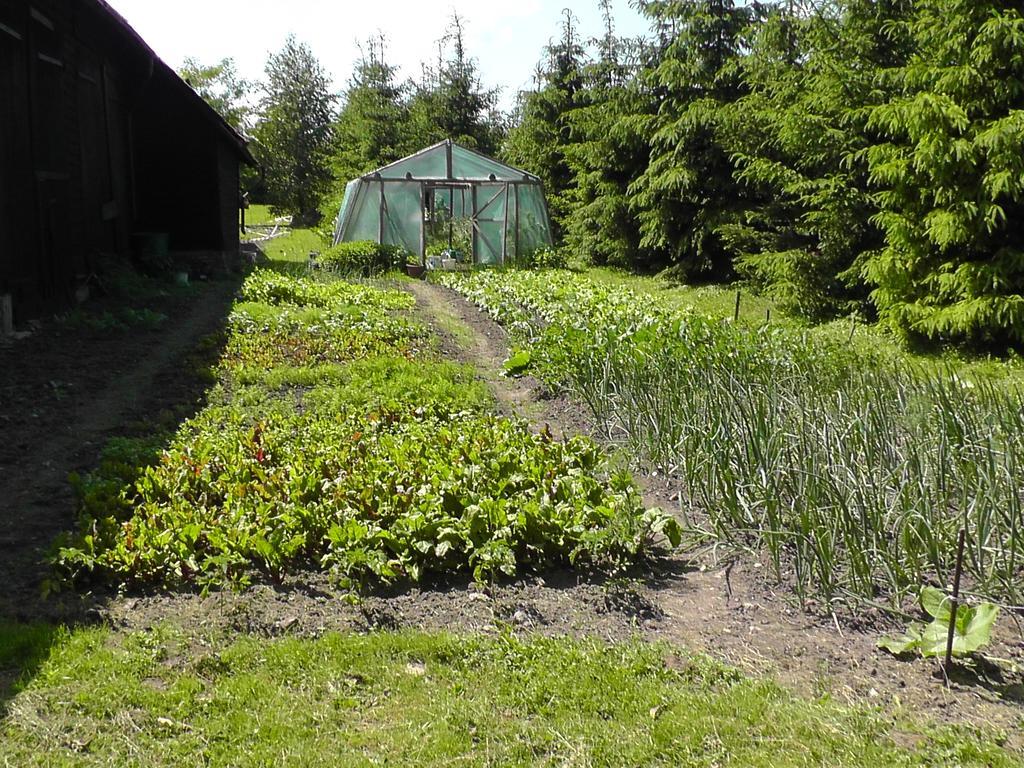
[332,35,408,182]
[865,0,1024,344]
[407,13,503,154]
[503,10,587,239]
[727,0,912,319]
[627,0,755,279]
[561,1,656,267]
[252,36,336,225]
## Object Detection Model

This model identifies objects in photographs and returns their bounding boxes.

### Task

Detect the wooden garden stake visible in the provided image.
[733,291,741,323]
[944,528,967,679]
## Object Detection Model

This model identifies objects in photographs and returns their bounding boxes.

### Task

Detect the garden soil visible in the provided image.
[0,276,239,623]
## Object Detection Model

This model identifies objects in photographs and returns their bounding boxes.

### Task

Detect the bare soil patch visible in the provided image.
[0,277,240,622]
[101,569,663,646]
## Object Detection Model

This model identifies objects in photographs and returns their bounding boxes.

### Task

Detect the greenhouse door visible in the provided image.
[472,183,508,266]
[380,180,423,259]
[425,184,473,262]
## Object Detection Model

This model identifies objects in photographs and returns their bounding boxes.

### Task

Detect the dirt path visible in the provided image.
[404,277,1024,742]
[0,279,238,622]
[406,280,595,440]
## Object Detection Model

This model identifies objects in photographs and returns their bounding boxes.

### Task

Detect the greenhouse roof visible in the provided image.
[364,139,541,183]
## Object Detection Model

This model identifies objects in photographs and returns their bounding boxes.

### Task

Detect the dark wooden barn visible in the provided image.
[0,0,254,323]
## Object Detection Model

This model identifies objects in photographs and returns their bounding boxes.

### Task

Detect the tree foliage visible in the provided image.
[406,13,503,154]
[504,0,1024,346]
[629,0,756,280]
[252,36,337,225]
[179,57,252,132]
[238,2,1024,348]
[332,35,409,183]
[726,1,912,320]
[562,4,655,269]
[502,11,587,240]
[864,0,1024,345]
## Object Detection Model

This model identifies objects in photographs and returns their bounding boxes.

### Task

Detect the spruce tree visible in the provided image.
[252,36,336,225]
[627,0,755,279]
[561,2,655,268]
[407,13,503,154]
[332,35,408,182]
[865,0,1024,345]
[502,10,587,240]
[727,0,912,320]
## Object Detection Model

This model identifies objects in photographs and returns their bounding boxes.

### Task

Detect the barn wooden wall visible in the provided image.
[0,0,247,322]
[0,0,139,317]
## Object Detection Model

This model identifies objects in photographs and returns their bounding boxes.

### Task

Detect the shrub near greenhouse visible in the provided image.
[319,241,409,276]
[438,270,1024,608]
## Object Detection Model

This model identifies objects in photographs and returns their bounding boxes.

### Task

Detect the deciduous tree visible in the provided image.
[179,57,252,132]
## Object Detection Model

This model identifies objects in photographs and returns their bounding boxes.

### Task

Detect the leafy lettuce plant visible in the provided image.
[502,349,532,377]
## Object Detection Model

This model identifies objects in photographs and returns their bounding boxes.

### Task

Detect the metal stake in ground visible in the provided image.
[734,291,742,324]
[944,528,967,680]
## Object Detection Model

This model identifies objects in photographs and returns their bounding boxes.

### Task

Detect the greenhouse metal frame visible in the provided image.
[333,140,554,266]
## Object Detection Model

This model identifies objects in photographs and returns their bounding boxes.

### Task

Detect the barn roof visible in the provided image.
[87,0,256,165]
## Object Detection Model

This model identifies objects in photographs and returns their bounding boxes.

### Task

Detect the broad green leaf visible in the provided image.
[913,602,1000,658]
[919,586,951,621]
[960,603,999,652]
[502,349,532,377]
[878,634,919,655]
[918,620,951,658]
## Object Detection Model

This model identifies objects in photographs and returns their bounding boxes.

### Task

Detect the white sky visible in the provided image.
[104,0,651,109]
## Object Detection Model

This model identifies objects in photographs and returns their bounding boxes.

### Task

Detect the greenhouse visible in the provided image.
[332,140,553,266]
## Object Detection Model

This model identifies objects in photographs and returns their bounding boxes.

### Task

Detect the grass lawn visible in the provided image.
[241,205,324,265]
[243,204,281,227]
[260,228,325,266]
[1,623,1016,767]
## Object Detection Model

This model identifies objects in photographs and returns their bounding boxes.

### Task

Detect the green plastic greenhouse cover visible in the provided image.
[333,140,553,266]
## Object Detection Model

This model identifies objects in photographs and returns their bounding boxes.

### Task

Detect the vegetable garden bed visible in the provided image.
[436,269,1024,610]
[52,269,678,591]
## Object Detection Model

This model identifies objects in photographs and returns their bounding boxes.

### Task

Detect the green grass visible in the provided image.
[259,228,325,266]
[1,623,1016,767]
[587,267,780,329]
[243,204,279,227]
[423,293,480,349]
